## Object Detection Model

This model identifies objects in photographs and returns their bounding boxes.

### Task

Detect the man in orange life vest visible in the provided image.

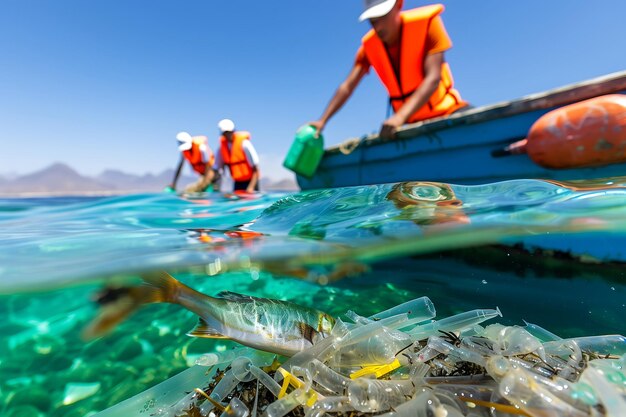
[168,131,216,193]
[204,119,260,193]
[308,0,467,140]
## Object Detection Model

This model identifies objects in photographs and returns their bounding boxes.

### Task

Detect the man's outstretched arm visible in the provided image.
[379,52,444,139]
[309,63,368,137]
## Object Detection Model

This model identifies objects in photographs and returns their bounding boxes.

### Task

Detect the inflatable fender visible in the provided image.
[526,94,626,169]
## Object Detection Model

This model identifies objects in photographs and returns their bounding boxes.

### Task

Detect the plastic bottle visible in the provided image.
[348,379,415,412]
[588,359,626,389]
[307,359,351,394]
[283,125,324,178]
[225,398,250,417]
[425,336,487,367]
[231,357,282,397]
[481,324,545,359]
[408,308,501,341]
[523,320,562,342]
[544,334,626,357]
[368,297,436,322]
[304,396,353,417]
[488,356,592,413]
[338,325,412,366]
[264,388,313,417]
[433,382,498,405]
[199,369,240,414]
[580,366,626,417]
[499,367,590,417]
[341,314,409,348]
[345,310,371,325]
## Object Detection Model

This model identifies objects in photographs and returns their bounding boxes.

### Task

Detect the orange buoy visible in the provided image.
[525,94,626,169]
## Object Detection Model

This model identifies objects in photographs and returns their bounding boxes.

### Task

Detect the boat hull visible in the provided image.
[297,72,626,189]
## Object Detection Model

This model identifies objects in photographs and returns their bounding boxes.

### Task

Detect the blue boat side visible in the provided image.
[297,71,626,189]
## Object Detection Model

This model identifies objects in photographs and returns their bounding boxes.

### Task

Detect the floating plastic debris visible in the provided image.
[93,298,625,417]
[62,381,101,405]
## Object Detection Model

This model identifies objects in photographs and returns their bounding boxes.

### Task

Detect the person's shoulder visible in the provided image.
[361,27,377,44]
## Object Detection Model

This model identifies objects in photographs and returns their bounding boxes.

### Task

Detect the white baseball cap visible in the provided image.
[217,119,235,133]
[176,131,193,151]
[359,0,397,22]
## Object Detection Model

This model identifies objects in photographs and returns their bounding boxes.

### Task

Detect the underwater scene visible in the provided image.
[1,178,625,417]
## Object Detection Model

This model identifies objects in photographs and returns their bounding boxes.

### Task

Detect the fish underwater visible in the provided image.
[83,271,335,356]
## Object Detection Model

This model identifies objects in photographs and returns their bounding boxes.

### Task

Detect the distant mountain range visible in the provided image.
[0,163,298,196]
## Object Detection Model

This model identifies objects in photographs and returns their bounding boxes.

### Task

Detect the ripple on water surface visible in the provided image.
[0,178,625,415]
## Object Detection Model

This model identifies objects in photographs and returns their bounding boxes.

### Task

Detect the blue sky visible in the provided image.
[1,1,625,181]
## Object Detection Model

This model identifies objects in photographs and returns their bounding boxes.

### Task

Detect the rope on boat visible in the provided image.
[339,137,365,155]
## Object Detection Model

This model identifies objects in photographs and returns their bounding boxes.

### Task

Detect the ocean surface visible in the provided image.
[1,179,625,417]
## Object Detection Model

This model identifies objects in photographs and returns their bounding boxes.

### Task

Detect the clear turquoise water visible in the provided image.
[1,179,625,417]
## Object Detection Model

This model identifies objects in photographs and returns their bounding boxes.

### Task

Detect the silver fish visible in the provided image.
[83,271,335,356]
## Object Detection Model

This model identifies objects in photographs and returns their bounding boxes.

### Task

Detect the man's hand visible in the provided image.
[307,121,326,138]
[379,114,405,140]
[245,186,256,194]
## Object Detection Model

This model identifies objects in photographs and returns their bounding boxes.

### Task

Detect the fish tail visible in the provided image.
[82,271,183,340]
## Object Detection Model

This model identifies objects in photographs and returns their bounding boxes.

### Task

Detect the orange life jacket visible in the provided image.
[362,4,466,123]
[220,131,254,182]
[182,136,214,175]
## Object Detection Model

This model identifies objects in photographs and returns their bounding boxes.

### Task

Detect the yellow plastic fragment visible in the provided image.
[349,359,401,379]
[277,367,305,398]
[276,368,319,407]
[278,375,290,399]
[305,391,318,407]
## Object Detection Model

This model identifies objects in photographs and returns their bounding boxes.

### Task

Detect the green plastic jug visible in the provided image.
[283,125,324,178]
